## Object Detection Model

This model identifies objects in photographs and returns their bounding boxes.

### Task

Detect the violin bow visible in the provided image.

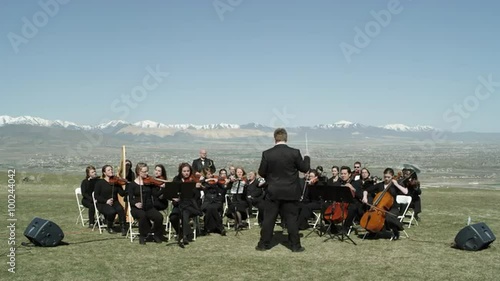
[305,133,309,156]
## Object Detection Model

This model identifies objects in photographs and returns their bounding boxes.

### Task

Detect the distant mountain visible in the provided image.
[2,114,498,143]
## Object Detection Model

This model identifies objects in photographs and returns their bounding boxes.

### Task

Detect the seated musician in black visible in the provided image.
[94,165,128,235]
[402,168,422,221]
[316,166,328,183]
[226,167,250,230]
[169,163,203,245]
[152,164,168,211]
[335,166,363,234]
[200,168,226,235]
[362,168,408,240]
[298,169,326,230]
[327,166,340,185]
[247,171,266,226]
[128,163,164,244]
[80,165,98,228]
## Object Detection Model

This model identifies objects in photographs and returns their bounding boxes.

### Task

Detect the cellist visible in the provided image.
[336,166,363,234]
[361,168,408,240]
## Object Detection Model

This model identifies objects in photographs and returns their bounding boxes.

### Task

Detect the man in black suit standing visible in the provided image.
[192,149,216,176]
[256,128,310,252]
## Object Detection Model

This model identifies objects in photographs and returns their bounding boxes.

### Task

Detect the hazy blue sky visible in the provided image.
[1,0,499,132]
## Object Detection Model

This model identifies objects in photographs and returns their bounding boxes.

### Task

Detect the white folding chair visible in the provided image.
[395,195,412,238]
[75,187,88,226]
[126,201,140,242]
[92,192,106,234]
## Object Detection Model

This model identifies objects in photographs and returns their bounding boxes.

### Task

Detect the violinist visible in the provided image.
[169,163,203,245]
[127,163,164,244]
[327,166,340,185]
[402,168,422,221]
[246,171,266,226]
[200,168,226,235]
[336,166,363,234]
[80,165,98,228]
[360,168,375,190]
[298,169,326,230]
[351,161,362,181]
[361,168,408,240]
[93,165,128,235]
[226,167,250,230]
[152,164,168,211]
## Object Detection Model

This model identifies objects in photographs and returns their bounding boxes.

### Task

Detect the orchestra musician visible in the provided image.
[93,165,128,235]
[127,163,164,244]
[402,168,422,221]
[192,149,216,175]
[256,128,310,252]
[226,167,250,230]
[152,164,168,211]
[298,169,326,230]
[200,168,226,235]
[351,161,362,181]
[246,171,266,226]
[327,166,340,185]
[335,166,363,234]
[362,168,408,240]
[360,168,375,190]
[80,165,98,228]
[169,163,203,245]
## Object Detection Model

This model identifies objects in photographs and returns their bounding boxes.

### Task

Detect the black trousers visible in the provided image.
[131,207,164,237]
[169,206,198,239]
[82,198,95,224]
[97,202,125,228]
[252,199,265,225]
[201,202,224,232]
[343,201,364,231]
[385,206,404,231]
[298,200,322,230]
[259,198,301,249]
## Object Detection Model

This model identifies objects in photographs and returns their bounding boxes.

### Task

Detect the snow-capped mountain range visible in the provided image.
[0,115,436,132]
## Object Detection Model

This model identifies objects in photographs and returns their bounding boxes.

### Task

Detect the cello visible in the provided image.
[359,172,403,233]
[323,178,355,224]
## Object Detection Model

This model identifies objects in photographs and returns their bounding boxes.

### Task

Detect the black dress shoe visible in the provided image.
[220,229,227,236]
[139,236,146,245]
[153,235,163,244]
[107,227,116,234]
[291,246,305,253]
[255,245,269,251]
[88,223,94,229]
[391,229,400,241]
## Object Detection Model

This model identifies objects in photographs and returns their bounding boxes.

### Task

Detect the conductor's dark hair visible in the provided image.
[274,128,288,142]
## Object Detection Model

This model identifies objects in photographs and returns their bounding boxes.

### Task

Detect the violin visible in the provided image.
[218,176,228,186]
[142,176,167,187]
[204,176,219,185]
[108,176,128,186]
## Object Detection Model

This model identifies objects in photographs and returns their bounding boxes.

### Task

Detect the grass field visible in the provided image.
[1,174,499,281]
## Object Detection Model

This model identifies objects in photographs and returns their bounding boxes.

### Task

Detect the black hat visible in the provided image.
[316,166,323,172]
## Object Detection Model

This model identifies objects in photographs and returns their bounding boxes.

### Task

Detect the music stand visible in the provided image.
[304,182,327,238]
[322,185,357,245]
[163,182,196,248]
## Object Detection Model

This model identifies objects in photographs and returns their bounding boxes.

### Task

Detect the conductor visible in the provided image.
[256,128,310,252]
